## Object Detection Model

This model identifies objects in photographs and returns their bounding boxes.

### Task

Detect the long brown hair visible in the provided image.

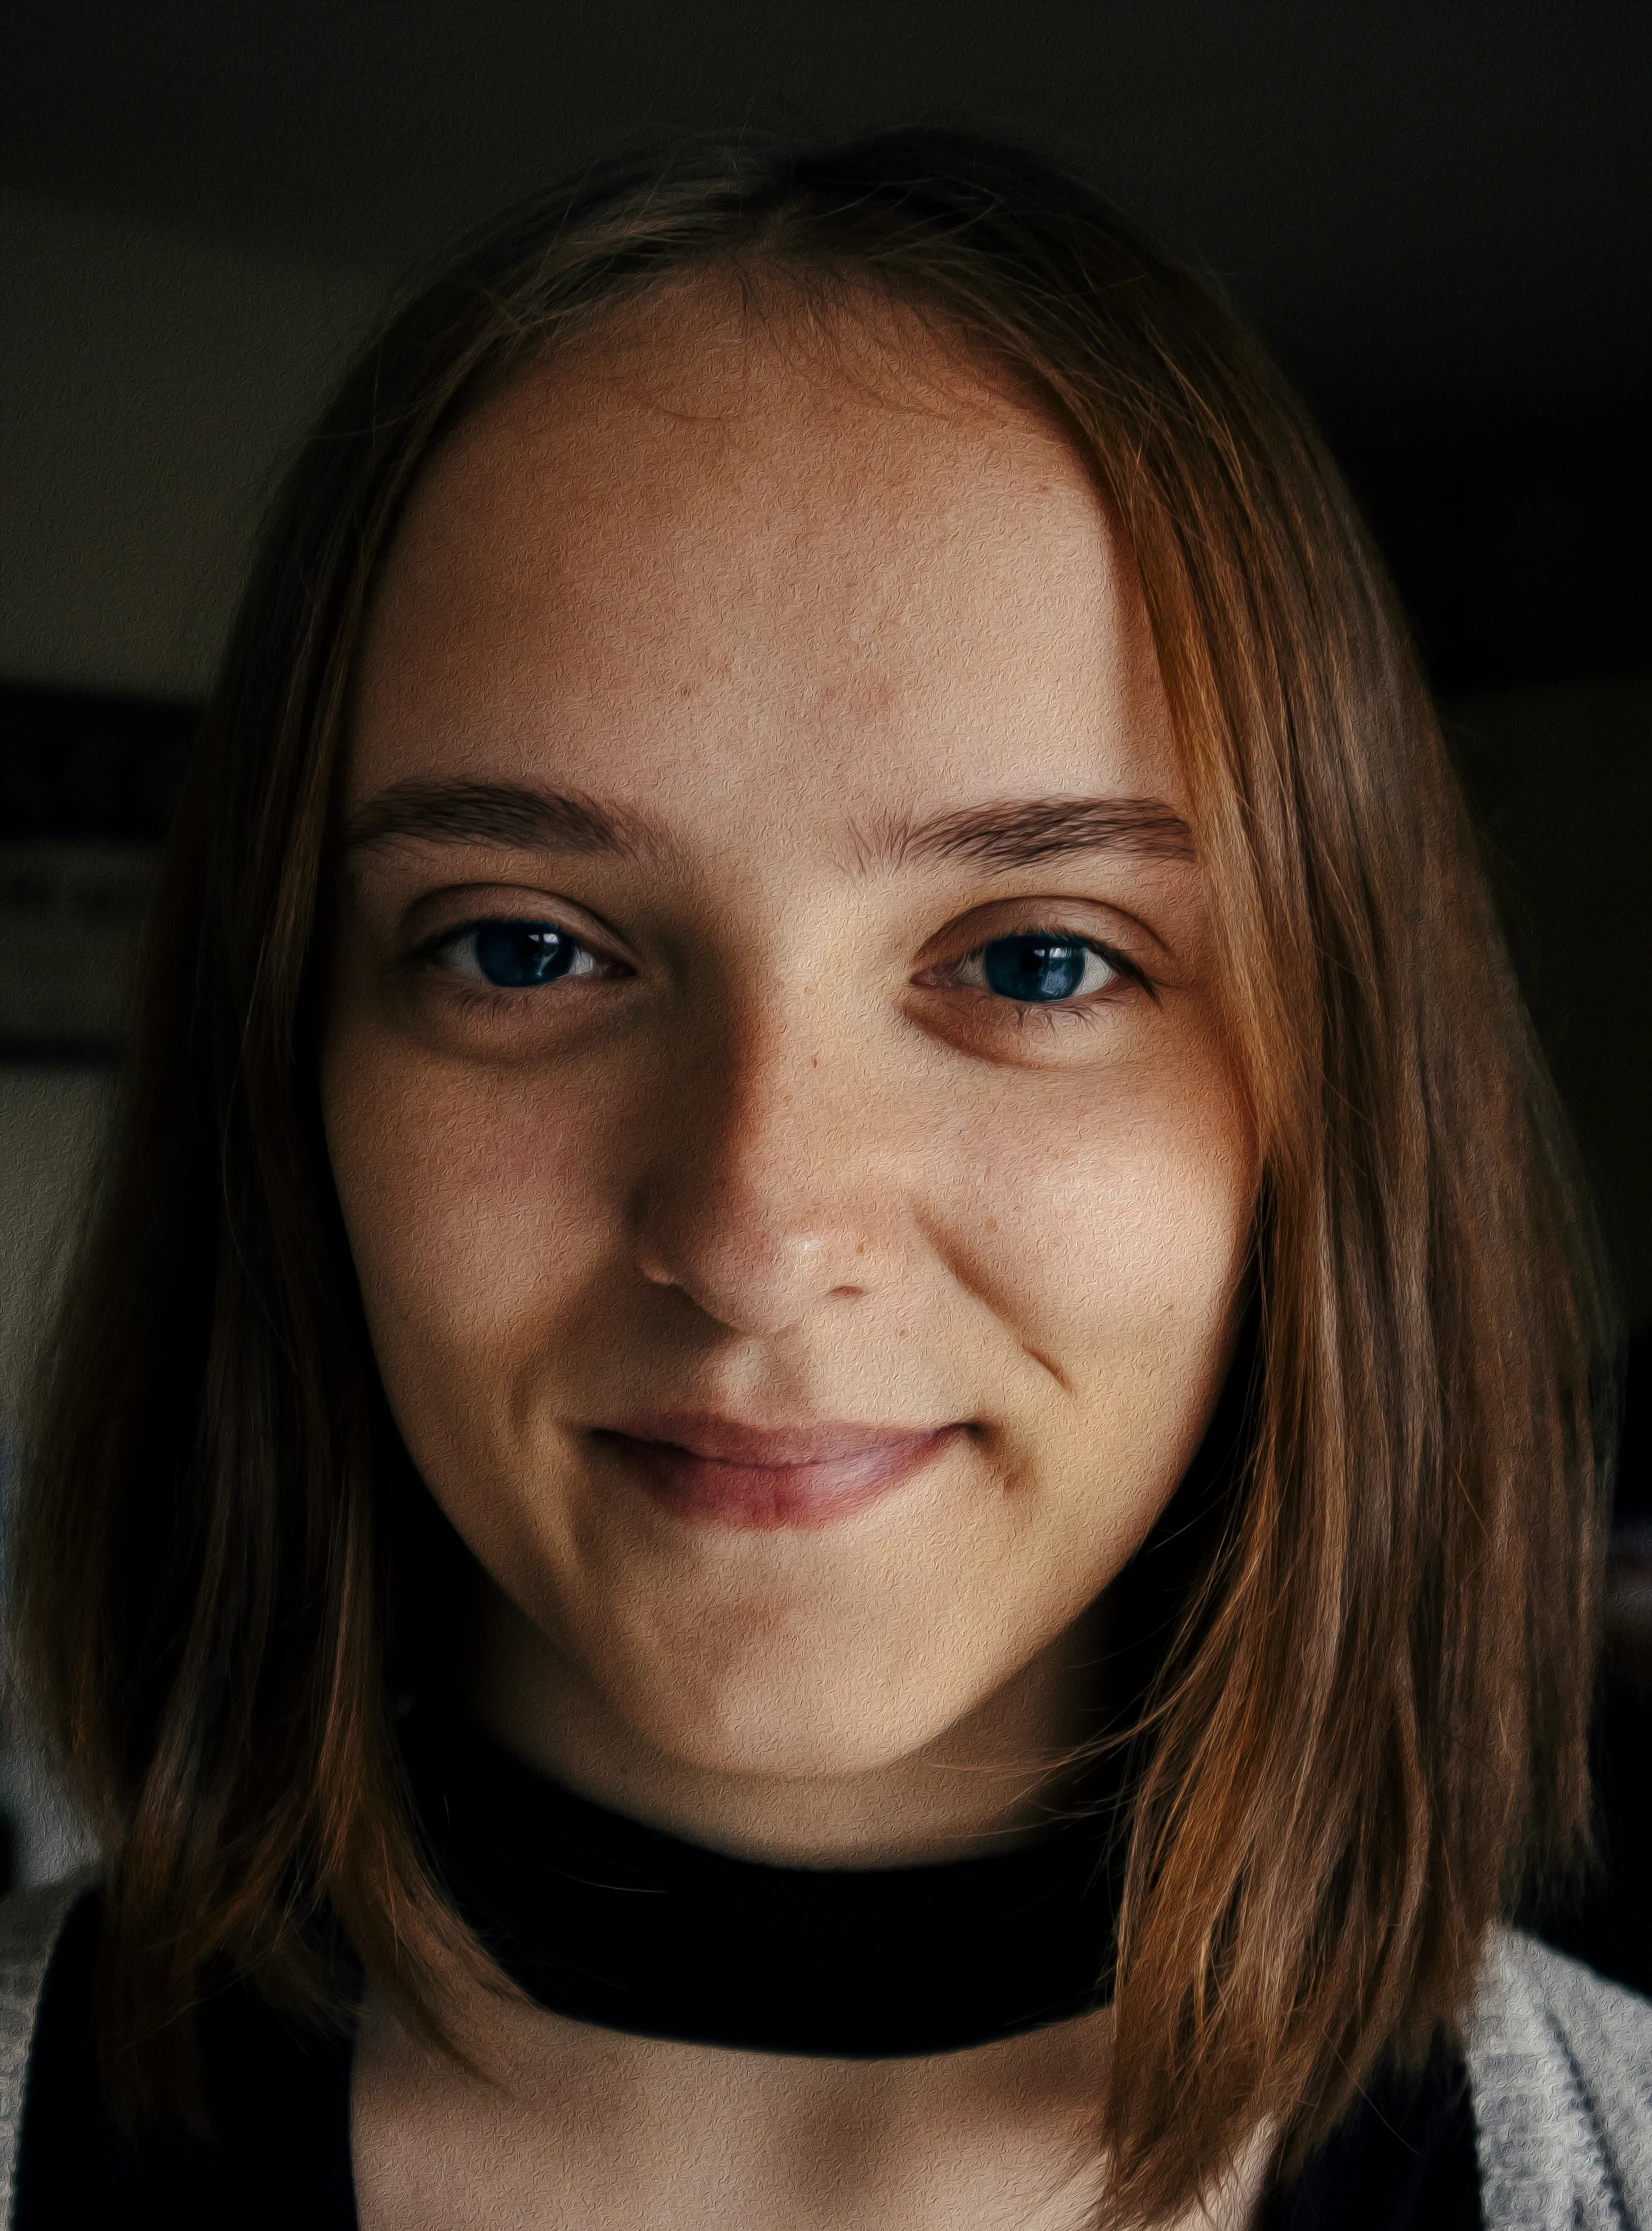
[12,130,1615,2224]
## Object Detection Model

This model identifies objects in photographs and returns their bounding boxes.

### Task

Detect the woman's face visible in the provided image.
[323,288,1257,1852]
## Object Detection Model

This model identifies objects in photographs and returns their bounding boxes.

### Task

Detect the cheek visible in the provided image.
[320,1022,625,1420]
[946,1044,1256,1379]
[938,1044,1255,1599]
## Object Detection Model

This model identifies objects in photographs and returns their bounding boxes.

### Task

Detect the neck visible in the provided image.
[465,1574,1113,1868]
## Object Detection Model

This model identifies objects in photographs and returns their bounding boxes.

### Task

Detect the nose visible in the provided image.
[627,1003,894,1338]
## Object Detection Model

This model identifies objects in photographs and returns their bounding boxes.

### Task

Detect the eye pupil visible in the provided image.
[473,921,576,988]
[981,935,1087,1003]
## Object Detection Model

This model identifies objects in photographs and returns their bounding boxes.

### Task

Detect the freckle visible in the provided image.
[985,1218,999,1233]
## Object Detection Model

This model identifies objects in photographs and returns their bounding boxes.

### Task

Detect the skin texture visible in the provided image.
[326,281,1262,2226]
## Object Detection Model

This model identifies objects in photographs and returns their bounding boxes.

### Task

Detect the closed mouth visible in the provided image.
[588,1417,964,1530]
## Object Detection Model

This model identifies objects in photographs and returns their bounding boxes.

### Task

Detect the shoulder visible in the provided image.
[1468,1925,1652,2230]
[0,1873,98,2222]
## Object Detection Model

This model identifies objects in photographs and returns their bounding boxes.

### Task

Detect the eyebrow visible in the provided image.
[341,777,1194,874]
[855,795,1195,871]
[341,779,676,863]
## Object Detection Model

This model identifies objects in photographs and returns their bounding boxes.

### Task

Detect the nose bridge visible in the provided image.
[629,977,888,1332]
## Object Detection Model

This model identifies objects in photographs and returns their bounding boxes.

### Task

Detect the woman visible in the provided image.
[2,130,1642,2229]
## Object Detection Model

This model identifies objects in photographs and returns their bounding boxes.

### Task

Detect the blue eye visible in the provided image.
[454,920,585,988]
[979,934,1110,1003]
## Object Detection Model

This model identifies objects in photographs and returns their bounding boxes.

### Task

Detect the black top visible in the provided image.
[15,1712,1483,2229]
[17,1889,355,2231]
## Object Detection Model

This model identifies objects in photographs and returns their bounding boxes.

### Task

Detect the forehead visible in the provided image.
[348,282,1181,826]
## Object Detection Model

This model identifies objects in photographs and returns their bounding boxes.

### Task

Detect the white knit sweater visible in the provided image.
[0,1875,1647,2226]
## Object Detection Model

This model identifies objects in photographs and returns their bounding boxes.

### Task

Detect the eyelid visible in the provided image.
[918,887,1161,954]
[924,916,1157,1000]
[408,914,617,997]
[403,891,621,964]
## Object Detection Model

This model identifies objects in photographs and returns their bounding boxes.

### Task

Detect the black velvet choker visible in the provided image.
[400,1702,1123,2059]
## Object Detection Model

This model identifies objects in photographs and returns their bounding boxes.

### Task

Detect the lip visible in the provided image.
[589,1414,964,1530]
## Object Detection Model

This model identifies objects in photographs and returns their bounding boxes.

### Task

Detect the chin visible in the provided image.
[600,1628,995,1784]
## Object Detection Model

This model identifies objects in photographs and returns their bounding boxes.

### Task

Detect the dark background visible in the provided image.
[0,0,1647,1945]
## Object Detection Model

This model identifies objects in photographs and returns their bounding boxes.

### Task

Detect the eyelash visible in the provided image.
[932,931,1151,1014]
[414,916,1154,1017]
[417,917,610,987]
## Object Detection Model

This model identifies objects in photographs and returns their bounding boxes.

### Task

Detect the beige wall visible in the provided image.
[0,189,385,698]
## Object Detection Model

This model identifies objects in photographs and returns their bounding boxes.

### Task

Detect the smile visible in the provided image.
[589,1417,965,1530]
